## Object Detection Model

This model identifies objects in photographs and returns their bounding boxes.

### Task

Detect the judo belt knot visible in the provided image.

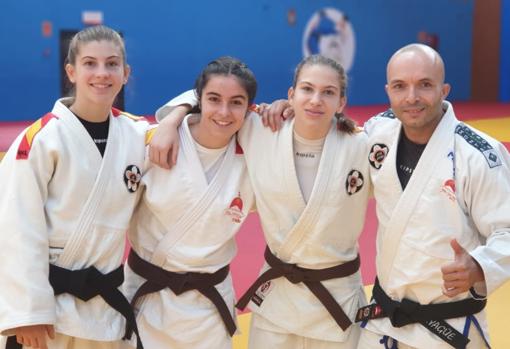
[236,246,360,332]
[50,264,123,301]
[281,263,307,284]
[49,263,144,349]
[387,298,420,328]
[127,249,237,337]
[170,272,197,294]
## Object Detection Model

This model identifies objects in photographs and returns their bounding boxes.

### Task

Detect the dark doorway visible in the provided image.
[471,0,500,101]
[59,29,125,110]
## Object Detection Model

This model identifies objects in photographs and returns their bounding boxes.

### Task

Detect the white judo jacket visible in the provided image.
[123,115,254,345]
[238,114,371,342]
[0,99,150,341]
[363,101,510,348]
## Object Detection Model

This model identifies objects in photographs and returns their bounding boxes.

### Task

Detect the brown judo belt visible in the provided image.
[236,246,360,331]
[126,250,237,337]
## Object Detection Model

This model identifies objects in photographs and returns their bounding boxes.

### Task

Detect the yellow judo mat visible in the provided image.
[467,117,510,142]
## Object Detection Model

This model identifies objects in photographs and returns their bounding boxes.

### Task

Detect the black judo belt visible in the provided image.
[5,336,21,349]
[126,250,236,337]
[6,264,143,349]
[355,278,487,349]
[236,246,360,331]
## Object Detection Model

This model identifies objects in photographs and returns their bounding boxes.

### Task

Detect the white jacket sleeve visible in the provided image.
[0,130,57,334]
[155,89,198,122]
[465,141,510,296]
[363,109,396,136]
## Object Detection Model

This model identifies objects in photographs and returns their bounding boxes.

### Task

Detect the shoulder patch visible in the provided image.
[114,108,147,122]
[379,109,396,119]
[145,127,157,145]
[455,124,502,168]
[17,113,58,160]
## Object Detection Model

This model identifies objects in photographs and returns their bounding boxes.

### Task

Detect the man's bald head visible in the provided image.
[387,43,446,83]
[384,43,450,144]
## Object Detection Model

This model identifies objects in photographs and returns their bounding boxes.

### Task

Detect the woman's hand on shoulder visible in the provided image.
[148,105,189,169]
[257,99,294,132]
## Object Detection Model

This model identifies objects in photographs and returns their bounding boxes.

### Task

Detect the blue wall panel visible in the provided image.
[0,0,474,121]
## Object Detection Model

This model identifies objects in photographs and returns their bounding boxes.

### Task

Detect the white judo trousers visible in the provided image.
[357,102,510,349]
[248,313,361,349]
[357,326,486,349]
[122,115,255,349]
[0,99,150,348]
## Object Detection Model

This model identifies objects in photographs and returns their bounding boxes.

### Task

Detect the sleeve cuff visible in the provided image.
[469,282,487,300]
[155,90,198,122]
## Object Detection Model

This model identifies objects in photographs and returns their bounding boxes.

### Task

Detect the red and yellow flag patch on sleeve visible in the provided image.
[16,113,58,160]
[145,127,157,145]
[113,107,147,122]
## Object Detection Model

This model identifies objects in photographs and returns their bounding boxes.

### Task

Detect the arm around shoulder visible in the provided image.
[155,89,198,122]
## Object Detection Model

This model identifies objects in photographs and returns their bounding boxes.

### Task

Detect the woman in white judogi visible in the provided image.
[0,26,149,349]
[153,55,372,349]
[122,57,257,349]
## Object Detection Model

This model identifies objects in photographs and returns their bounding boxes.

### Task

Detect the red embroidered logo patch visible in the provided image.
[440,179,456,202]
[224,192,245,223]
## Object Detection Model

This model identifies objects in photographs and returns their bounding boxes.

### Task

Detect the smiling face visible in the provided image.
[65,40,129,118]
[385,46,450,144]
[193,74,249,148]
[289,63,346,140]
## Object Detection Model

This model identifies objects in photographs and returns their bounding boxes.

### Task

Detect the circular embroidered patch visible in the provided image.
[124,165,141,193]
[346,169,364,195]
[369,143,389,169]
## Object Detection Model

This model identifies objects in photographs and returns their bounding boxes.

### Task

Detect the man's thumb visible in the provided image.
[450,238,466,258]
